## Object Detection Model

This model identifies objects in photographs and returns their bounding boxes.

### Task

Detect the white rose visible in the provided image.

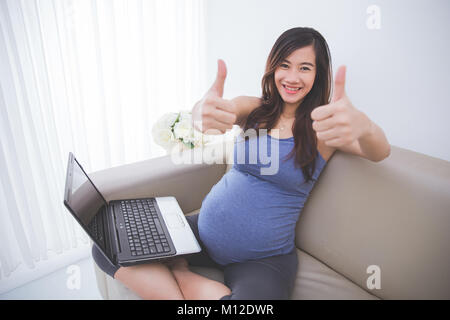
[160,112,179,129]
[173,115,193,141]
[152,113,178,136]
[152,125,175,149]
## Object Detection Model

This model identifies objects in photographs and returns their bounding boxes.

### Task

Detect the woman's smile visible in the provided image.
[282,84,302,95]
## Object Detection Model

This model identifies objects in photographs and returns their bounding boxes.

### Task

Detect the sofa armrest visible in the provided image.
[89,152,227,214]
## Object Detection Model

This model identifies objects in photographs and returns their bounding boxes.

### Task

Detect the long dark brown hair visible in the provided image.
[242,27,332,183]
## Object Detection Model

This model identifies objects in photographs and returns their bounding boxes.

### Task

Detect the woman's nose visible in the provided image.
[285,70,301,83]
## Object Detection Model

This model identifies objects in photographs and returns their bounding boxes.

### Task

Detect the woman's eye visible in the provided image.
[300,67,311,71]
[280,64,289,68]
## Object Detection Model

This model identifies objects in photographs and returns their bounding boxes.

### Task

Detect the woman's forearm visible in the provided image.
[358,116,391,162]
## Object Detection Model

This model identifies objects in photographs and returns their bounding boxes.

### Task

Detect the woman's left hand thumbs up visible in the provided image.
[310,66,372,148]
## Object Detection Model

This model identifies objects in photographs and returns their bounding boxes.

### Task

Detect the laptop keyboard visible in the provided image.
[121,199,173,256]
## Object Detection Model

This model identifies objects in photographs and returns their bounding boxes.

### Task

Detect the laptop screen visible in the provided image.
[63,153,108,252]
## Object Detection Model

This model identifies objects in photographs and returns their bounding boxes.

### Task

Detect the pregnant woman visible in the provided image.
[92,27,390,299]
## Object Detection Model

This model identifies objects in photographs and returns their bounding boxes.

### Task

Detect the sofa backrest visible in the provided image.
[295,145,450,299]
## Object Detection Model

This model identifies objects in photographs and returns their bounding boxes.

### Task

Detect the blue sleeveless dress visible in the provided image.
[197,131,327,265]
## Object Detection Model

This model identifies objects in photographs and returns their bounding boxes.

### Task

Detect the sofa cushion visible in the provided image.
[292,250,379,299]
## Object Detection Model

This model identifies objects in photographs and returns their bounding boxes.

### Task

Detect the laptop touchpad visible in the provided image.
[166,214,185,228]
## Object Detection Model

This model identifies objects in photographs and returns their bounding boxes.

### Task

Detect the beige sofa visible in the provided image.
[90,142,450,300]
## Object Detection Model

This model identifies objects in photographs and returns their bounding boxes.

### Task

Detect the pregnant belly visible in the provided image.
[197,169,301,265]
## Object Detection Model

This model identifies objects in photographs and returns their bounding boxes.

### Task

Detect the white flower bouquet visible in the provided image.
[152,110,211,153]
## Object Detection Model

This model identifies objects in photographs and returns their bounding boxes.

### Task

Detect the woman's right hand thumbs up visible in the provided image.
[192,59,238,134]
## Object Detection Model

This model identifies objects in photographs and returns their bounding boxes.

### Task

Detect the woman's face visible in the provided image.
[274,45,317,110]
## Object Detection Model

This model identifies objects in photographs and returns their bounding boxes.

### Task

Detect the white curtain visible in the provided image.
[0,0,206,294]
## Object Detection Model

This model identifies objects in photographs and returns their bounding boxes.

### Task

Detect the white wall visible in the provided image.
[203,0,450,161]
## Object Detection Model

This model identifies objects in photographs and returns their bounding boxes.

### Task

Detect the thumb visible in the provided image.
[208,59,227,98]
[332,65,346,102]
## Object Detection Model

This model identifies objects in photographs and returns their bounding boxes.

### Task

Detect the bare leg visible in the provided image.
[114,262,184,300]
[166,257,232,300]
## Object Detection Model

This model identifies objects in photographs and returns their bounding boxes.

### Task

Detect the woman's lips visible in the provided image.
[283,85,302,95]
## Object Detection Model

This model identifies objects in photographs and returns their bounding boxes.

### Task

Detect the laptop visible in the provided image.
[63,152,201,267]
